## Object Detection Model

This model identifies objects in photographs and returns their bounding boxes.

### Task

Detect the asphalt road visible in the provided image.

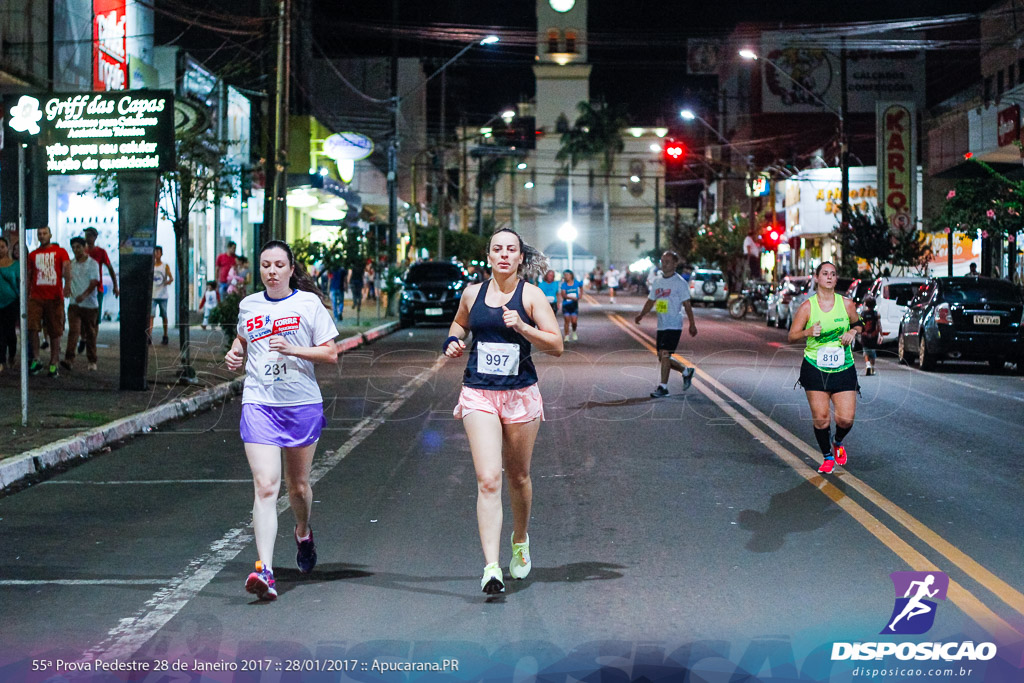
[2,294,1023,682]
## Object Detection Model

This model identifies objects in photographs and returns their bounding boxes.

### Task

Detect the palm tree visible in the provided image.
[556,100,629,264]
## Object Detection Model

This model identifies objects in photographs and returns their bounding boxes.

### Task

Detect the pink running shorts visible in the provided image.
[453,384,545,423]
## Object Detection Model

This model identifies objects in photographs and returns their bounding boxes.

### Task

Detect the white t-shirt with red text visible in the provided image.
[237,289,337,406]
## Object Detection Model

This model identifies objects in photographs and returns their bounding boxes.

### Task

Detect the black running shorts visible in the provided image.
[656,328,682,352]
[798,358,859,394]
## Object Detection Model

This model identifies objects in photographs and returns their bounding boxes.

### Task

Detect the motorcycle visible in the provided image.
[728,280,771,319]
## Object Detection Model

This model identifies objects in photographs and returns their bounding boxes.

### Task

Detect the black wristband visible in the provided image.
[849,319,864,329]
[443,335,460,353]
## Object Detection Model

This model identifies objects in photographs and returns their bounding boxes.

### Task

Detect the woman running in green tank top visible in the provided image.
[787,262,864,474]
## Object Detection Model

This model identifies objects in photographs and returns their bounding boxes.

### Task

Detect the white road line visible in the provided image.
[893,360,1024,403]
[1,580,169,586]
[82,355,447,664]
[42,480,252,485]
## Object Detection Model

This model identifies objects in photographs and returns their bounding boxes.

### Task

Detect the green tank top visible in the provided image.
[803,294,854,372]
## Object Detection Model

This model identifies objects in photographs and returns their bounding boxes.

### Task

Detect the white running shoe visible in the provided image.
[570,331,578,341]
[481,562,505,594]
[509,532,532,579]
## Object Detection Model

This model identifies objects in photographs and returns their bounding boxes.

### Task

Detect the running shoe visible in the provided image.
[295,527,317,574]
[47,364,59,378]
[570,331,578,341]
[88,363,97,371]
[161,335,169,346]
[29,360,43,375]
[833,444,848,467]
[245,561,278,601]
[682,366,695,390]
[481,562,505,594]
[650,385,669,398]
[818,457,836,474]
[509,532,531,580]
[865,367,875,376]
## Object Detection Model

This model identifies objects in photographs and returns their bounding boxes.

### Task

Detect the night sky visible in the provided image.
[159,0,1002,130]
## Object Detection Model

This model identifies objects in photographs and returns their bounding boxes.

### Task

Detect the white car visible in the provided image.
[688,268,728,307]
[866,276,928,345]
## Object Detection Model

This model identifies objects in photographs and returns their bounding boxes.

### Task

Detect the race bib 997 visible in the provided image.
[477,342,520,376]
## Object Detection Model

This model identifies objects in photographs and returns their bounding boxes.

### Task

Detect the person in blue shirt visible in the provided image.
[537,269,559,316]
[559,270,581,341]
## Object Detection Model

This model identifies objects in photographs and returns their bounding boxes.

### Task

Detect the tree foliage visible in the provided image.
[691,215,746,278]
[415,225,489,265]
[833,206,931,277]
[934,171,1024,238]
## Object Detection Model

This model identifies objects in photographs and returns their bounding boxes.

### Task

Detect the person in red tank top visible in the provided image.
[27,226,71,377]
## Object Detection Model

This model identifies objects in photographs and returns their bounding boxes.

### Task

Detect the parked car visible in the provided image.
[766,275,811,328]
[866,276,928,345]
[844,277,874,305]
[689,268,728,307]
[898,277,1024,371]
[399,261,469,326]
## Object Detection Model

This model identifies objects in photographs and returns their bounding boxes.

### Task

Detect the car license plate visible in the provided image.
[973,315,1000,325]
[425,307,443,316]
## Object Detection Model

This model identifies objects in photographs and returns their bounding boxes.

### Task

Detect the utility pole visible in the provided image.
[438,69,447,260]
[387,0,400,265]
[654,174,660,255]
[839,38,850,229]
[264,0,290,242]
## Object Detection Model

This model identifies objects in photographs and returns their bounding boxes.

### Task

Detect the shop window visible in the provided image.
[564,30,577,53]
[547,29,560,54]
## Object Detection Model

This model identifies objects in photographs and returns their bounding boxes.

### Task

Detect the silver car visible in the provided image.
[767,276,811,328]
[688,268,728,307]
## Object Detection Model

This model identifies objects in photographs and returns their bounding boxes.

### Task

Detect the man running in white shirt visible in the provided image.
[634,251,698,397]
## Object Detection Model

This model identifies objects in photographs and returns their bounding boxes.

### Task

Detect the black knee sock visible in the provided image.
[814,427,832,455]
[834,423,852,444]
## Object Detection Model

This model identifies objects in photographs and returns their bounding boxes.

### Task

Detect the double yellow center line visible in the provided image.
[601,304,1024,651]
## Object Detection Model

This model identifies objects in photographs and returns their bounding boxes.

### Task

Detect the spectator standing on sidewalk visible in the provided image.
[349,262,364,316]
[365,260,377,302]
[216,241,238,297]
[61,237,100,372]
[83,227,118,322]
[150,246,173,345]
[227,257,250,295]
[0,236,18,371]
[328,262,347,321]
[27,226,71,377]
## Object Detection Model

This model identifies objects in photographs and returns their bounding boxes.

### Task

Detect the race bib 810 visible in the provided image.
[816,346,844,369]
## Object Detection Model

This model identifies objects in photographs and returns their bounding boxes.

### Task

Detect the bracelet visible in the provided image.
[849,318,864,329]
[442,335,460,353]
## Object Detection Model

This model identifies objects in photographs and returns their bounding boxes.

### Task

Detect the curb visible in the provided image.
[0,320,401,491]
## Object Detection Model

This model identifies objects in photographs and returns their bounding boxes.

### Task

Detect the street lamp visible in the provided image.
[738,48,849,227]
[679,108,750,228]
[389,35,499,264]
[558,222,577,273]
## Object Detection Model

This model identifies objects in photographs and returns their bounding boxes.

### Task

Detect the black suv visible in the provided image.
[399,262,469,326]
[898,277,1024,371]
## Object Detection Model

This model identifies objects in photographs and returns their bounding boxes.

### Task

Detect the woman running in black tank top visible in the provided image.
[442,229,563,594]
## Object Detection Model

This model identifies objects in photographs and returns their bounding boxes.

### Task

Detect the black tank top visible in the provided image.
[463,279,538,390]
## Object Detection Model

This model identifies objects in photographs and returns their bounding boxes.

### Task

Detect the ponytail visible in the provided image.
[490,228,549,282]
[260,239,330,307]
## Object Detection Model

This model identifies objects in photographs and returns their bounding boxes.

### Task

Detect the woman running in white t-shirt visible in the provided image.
[224,240,338,601]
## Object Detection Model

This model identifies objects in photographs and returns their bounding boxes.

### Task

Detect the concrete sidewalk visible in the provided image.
[0,302,399,490]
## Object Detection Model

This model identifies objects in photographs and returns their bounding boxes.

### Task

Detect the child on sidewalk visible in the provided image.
[200,280,220,330]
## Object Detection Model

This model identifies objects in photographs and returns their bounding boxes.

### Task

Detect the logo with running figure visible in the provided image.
[881,571,949,635]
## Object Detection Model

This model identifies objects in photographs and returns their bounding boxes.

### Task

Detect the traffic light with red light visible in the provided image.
[663,139,686,163]
[761,225,782,251]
